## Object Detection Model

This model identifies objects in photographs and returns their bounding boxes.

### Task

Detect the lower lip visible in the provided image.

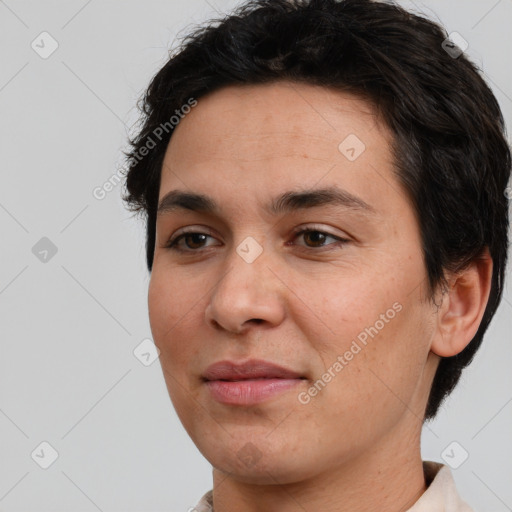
[205,378,304,405]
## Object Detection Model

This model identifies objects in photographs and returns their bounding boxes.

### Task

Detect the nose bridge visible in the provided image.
[206,235,285,333]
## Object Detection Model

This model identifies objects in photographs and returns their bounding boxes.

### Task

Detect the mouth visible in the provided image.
[202,359,307,405]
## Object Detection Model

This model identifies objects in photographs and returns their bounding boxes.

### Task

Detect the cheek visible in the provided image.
[148,269,203,417]
[148,268,197,362]
[316,246,426,351]
[148,271,170,342]
[294,256,432,398]
[291,270,399,354]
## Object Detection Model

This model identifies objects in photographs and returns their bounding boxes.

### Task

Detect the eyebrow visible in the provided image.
[157,186,376,217]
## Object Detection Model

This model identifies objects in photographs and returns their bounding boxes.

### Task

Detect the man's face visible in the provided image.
[149,81,439,483]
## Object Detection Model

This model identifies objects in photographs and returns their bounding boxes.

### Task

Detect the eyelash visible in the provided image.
[164,227,350,253]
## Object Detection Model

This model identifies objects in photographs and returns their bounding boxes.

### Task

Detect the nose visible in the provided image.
[204,242,286,334]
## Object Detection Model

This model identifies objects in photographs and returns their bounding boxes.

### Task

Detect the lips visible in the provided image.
[202,359,304,381]
[202,359,306,405]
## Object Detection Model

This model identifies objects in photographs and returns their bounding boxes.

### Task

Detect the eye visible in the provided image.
[165,230,218,252]
[290,228,350,250]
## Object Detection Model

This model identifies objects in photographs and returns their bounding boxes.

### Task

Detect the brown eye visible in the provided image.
[294,229,348,249]
[302,230,329,247]
[182,233,208,249]
[165,231,218,252]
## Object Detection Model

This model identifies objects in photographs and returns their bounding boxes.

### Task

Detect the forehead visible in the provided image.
[159,81,403,220]
[166,81,387,162]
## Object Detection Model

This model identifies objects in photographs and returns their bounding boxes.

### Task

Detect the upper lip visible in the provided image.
[202,359,304,381]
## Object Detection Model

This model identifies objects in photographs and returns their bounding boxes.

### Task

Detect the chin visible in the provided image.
[200,438,324,485]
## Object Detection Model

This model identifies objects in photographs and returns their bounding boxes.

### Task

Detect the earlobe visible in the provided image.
[430,248,493,358]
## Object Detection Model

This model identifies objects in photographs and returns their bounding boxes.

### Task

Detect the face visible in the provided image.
[149,81,439,484]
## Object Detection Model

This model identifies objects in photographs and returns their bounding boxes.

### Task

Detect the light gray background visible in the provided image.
[0,1,511,511]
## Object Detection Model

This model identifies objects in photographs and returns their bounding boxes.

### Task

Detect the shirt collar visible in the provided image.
[192,461,473,511]
[405,461,474,511]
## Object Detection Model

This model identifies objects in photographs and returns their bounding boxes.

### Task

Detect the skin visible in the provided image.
[148,81,492,511]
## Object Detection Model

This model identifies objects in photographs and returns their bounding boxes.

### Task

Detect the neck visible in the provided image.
[210,419,426,512]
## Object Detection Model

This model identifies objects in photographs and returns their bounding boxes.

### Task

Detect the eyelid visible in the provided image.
[290,223,348,239]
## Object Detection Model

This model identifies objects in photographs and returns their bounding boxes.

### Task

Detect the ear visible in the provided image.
[430,248,493,358]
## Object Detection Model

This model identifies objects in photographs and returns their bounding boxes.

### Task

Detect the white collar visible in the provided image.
[192,461,473,511]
